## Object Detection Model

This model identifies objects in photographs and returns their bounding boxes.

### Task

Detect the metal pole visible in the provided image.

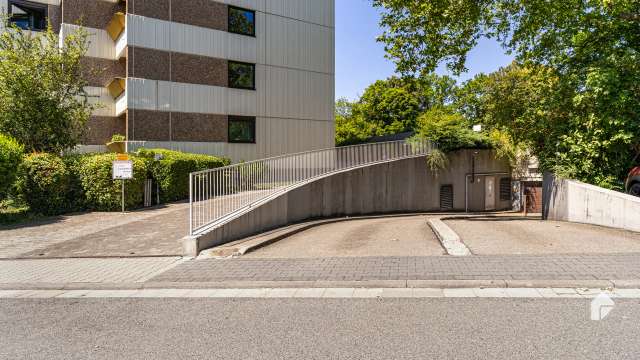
[121,179,125,213]
[189,173,193,235]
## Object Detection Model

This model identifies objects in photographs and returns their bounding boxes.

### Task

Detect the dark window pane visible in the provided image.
[228,116,256,143]
[9,1,47,31]
[228,61,255,90]
[228,6,255,36]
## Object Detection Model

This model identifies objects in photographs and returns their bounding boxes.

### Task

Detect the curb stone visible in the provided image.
[0,279,634,291]
[427,218,472,256]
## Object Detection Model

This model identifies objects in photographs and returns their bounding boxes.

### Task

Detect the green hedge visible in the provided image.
[77,153,148,211]
[137,149,230,202]
[0,133,24,199]
[15,153,71,215]
[10,149,229,215]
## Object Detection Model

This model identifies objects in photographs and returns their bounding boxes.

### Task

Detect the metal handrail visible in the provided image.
[188,138,434,236]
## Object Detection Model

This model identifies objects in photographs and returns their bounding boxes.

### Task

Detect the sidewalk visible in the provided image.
[2,254,640,290]
[0,202,188,258]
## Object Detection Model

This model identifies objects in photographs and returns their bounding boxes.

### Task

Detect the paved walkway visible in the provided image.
[0,203,188,258]
[151,254,640,282]
[0,257,184,284]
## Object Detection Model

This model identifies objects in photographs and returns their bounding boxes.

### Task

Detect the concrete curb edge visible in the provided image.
[0,279,628,290]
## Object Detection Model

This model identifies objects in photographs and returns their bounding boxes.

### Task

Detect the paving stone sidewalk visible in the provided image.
[151,254,640,282]
[0,203,188,258]
[0,257,184,284]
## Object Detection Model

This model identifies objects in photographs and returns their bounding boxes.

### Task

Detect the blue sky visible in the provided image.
[335,0,515,100]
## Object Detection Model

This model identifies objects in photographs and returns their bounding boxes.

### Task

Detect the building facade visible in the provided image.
[3,0,335,162]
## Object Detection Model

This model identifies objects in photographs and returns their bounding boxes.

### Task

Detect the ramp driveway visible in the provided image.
[245,215,445,258]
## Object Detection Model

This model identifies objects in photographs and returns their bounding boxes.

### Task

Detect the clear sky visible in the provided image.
[335,0,515,100]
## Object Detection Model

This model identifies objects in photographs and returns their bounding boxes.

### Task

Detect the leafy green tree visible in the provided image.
[335,98,375,146]
[337,74,458,145]
[374,0,640,188]
[358,79,421,135]
[413,106,490,172]
[0,20,93,153]
[415,106,489,153]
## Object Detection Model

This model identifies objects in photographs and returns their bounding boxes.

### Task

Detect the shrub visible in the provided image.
[0,133,24,199]
[76,153,148,211]
[61,154,89,212]
[137,149,230,202]
[15,153,71,215]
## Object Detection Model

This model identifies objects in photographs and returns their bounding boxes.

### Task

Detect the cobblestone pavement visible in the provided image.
[151,254,640,282]
[0,257,184,284]
[0,203,188,258]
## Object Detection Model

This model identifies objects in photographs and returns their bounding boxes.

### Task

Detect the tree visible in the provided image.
[339,74,458,144]
[0,20,94,153]
[374,0,640,188]
[413,105,490,172]
[334,98,374,146]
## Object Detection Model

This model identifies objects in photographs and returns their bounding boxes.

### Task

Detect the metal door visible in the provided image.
[485,176,495,210]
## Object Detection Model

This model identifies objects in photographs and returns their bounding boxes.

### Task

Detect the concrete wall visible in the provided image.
[543,173,640,232]
[185,149,511,255]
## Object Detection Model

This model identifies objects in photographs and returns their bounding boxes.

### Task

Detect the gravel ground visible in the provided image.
[446,216,640,255]
[246,215,445,258]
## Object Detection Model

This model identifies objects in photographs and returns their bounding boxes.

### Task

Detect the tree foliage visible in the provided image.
[334,74,457,146]
[0,20,93,153]
[373,0,640,188]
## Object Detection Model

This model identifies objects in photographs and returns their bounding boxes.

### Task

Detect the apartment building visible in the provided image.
[3,0,335,161]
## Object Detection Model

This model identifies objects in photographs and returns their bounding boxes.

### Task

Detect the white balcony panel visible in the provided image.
[262,65,333,121]
[115,27,127,59]
[60,24,115,60]
[227,88,259,117]
[158,81,228,115]
[127,15,257,64]
[125,117,334,162]
[127,78,258,117]
[115,91,127,116]
[264,14,334,74]
[126,78,157,111]
[265,0,335,27]
[85,86,115,117]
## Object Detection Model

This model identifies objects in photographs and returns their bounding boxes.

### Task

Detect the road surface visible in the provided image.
[2,297,639,359]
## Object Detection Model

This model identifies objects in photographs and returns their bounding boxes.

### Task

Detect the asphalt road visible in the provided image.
[2,298,640,359]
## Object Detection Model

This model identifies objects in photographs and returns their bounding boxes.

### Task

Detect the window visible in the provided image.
[228,116,256,143]
[499,178,512,201]
[228,61,255,90]
[8,0,47,31]
[228,6,255,36]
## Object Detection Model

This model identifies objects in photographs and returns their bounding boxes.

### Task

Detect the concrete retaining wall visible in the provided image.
[184,149,511,255]
[543,173,640,232]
